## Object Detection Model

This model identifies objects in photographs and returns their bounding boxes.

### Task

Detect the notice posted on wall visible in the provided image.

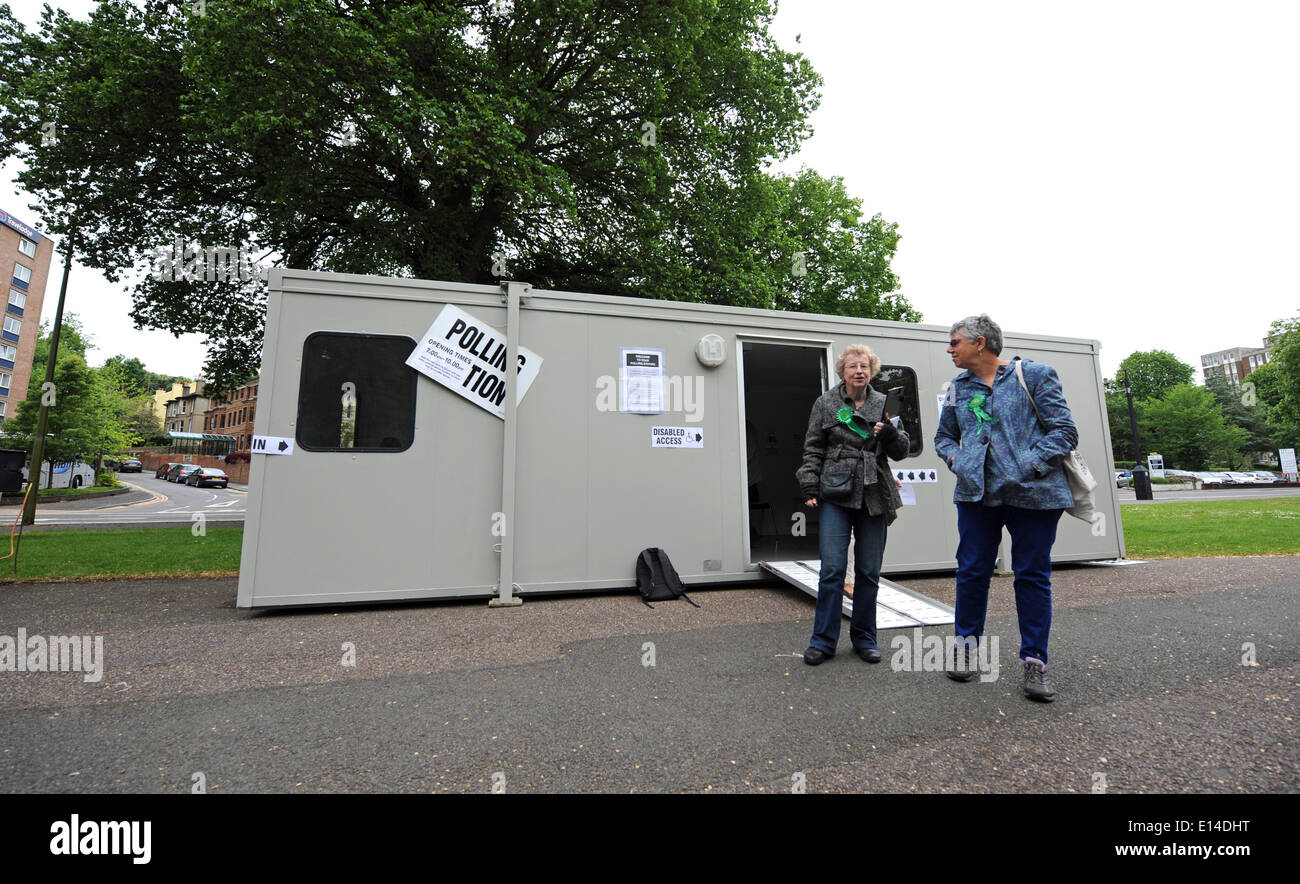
[1281,448,1298,475]
[621,348,665,413]
[406,304,543,419]
[651,427,703,448]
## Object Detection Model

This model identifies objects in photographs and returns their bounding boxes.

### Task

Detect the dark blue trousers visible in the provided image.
[954,503,1063,664]
[809,501,888,655]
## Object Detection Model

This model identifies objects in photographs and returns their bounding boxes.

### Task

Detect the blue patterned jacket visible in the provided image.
[933,358,1078,508]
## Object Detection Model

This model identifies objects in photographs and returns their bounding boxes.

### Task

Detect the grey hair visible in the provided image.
[950,314,1003,356]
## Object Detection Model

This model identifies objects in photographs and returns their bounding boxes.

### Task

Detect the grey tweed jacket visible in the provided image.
[796,383,910,519]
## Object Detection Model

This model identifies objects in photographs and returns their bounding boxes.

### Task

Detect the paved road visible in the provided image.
[0,476,246,529]
[1,556,1294,793]
[1115,485,1300,504]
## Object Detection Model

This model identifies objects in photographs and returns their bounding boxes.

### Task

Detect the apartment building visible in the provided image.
[0,207,55,424]
[164,380,211,434]
[1201,342,1270,387]
[203,377,259,450]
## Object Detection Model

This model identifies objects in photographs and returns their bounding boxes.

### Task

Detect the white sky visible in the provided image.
[4,0,1297,380]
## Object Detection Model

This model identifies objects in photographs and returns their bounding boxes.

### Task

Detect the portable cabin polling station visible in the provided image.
[236,269,1124,609]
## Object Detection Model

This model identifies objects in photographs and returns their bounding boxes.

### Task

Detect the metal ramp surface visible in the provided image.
[761,560,954,628]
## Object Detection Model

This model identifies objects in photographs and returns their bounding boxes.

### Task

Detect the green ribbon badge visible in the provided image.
[967,394,998,434]
[836,407,872,440]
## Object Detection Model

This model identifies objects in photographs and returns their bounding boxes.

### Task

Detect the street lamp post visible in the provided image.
[1123,371,1153,501]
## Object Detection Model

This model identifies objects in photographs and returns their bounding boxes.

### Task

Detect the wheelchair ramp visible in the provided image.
[761,560,954,629]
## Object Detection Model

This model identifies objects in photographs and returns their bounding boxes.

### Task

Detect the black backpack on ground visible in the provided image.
[635,548,700,608]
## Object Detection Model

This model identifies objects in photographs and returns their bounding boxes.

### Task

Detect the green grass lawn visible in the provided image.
[2,526,243,581]
[0,500,1296,581]
[1121,498,1300,558]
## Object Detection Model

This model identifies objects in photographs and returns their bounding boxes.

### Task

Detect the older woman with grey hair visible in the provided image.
[796,343,910,666]
[934,314,1078,701]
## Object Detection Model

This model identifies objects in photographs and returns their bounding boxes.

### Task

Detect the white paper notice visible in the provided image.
[251,435,294,456]
[1280,448,1297,474]
[899,484,917,506]
[651,427,703,448]
[621,348,666,413]
[406,304,543,419]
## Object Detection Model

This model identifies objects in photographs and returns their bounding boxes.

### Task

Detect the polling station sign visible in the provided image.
[406,304,543,419]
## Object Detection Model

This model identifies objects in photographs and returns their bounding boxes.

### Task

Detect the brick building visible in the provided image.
[204,377,259,451]
[0,207,55,424]
[1201,342,1270,387]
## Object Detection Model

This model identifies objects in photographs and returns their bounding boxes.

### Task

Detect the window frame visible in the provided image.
[869,364,924,457]
[295,331,418,453]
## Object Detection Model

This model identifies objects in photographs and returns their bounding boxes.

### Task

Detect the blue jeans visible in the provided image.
[954,503,1063,664]
[809,501,888,654]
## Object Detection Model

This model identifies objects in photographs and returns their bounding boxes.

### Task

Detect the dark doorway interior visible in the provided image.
[741,341,826,562]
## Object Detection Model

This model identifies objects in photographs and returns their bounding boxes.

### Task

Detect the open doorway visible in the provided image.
[741,341,828,563]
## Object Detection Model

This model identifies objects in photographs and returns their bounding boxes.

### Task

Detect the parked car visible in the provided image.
[1224,471,1261,485]
[186,467,229,488]
[118,457,143,473]
[168,464,202,483]
[102,455,122,471]
[1115,470,1130,488]
[1247,470,1286,484]
[156,462,182,479]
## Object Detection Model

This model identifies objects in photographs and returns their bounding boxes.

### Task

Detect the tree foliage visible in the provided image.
[1140,384,1249,470]
[1204,374,1272,463]
[1115,350,1194,403]
[1253,314,1300,452]
[0,0,918,391]
[6,320,141,468]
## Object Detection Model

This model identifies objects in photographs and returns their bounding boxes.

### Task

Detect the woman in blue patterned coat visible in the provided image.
[796,344,910,666]
[934,314,1078,702]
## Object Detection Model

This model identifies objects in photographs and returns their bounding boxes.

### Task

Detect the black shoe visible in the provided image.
[855,647,881,663]
[803,647,830,666]
[946,641,978,682]
[1022,658,1056,702]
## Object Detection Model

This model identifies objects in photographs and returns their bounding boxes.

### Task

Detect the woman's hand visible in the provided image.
[804,498,818,508]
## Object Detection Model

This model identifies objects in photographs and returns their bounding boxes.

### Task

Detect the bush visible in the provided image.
[96,471,121,488]
[224,450,250,464]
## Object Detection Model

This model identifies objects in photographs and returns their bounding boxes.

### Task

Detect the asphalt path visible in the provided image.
[1,556,1295,793]
[0,475,246,529]
[1114,485,1300,504]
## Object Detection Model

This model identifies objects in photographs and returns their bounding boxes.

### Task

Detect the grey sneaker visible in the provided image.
[946,641,978,682]
[1022,658,1055,702]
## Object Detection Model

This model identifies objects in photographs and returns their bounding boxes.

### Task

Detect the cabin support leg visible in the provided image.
[491,280,530,608]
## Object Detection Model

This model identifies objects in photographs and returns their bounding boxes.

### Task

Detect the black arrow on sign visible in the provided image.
[278,440,288,452]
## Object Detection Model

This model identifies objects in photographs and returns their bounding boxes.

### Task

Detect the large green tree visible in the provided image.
[0,0,918,390]
[1141,384,1249,470]
[1115,350,1195,403]
[1204,374,1273,466]
[1252,315,1300,453]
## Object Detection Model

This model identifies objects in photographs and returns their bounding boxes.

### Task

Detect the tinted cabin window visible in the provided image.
[297,333,417,451]
[870,365,922,456]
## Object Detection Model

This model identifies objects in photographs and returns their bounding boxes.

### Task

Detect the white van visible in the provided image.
[23,460,97,490]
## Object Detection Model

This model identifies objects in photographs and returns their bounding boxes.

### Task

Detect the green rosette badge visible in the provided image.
[967,394,998,434]
[836,407,871,439]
